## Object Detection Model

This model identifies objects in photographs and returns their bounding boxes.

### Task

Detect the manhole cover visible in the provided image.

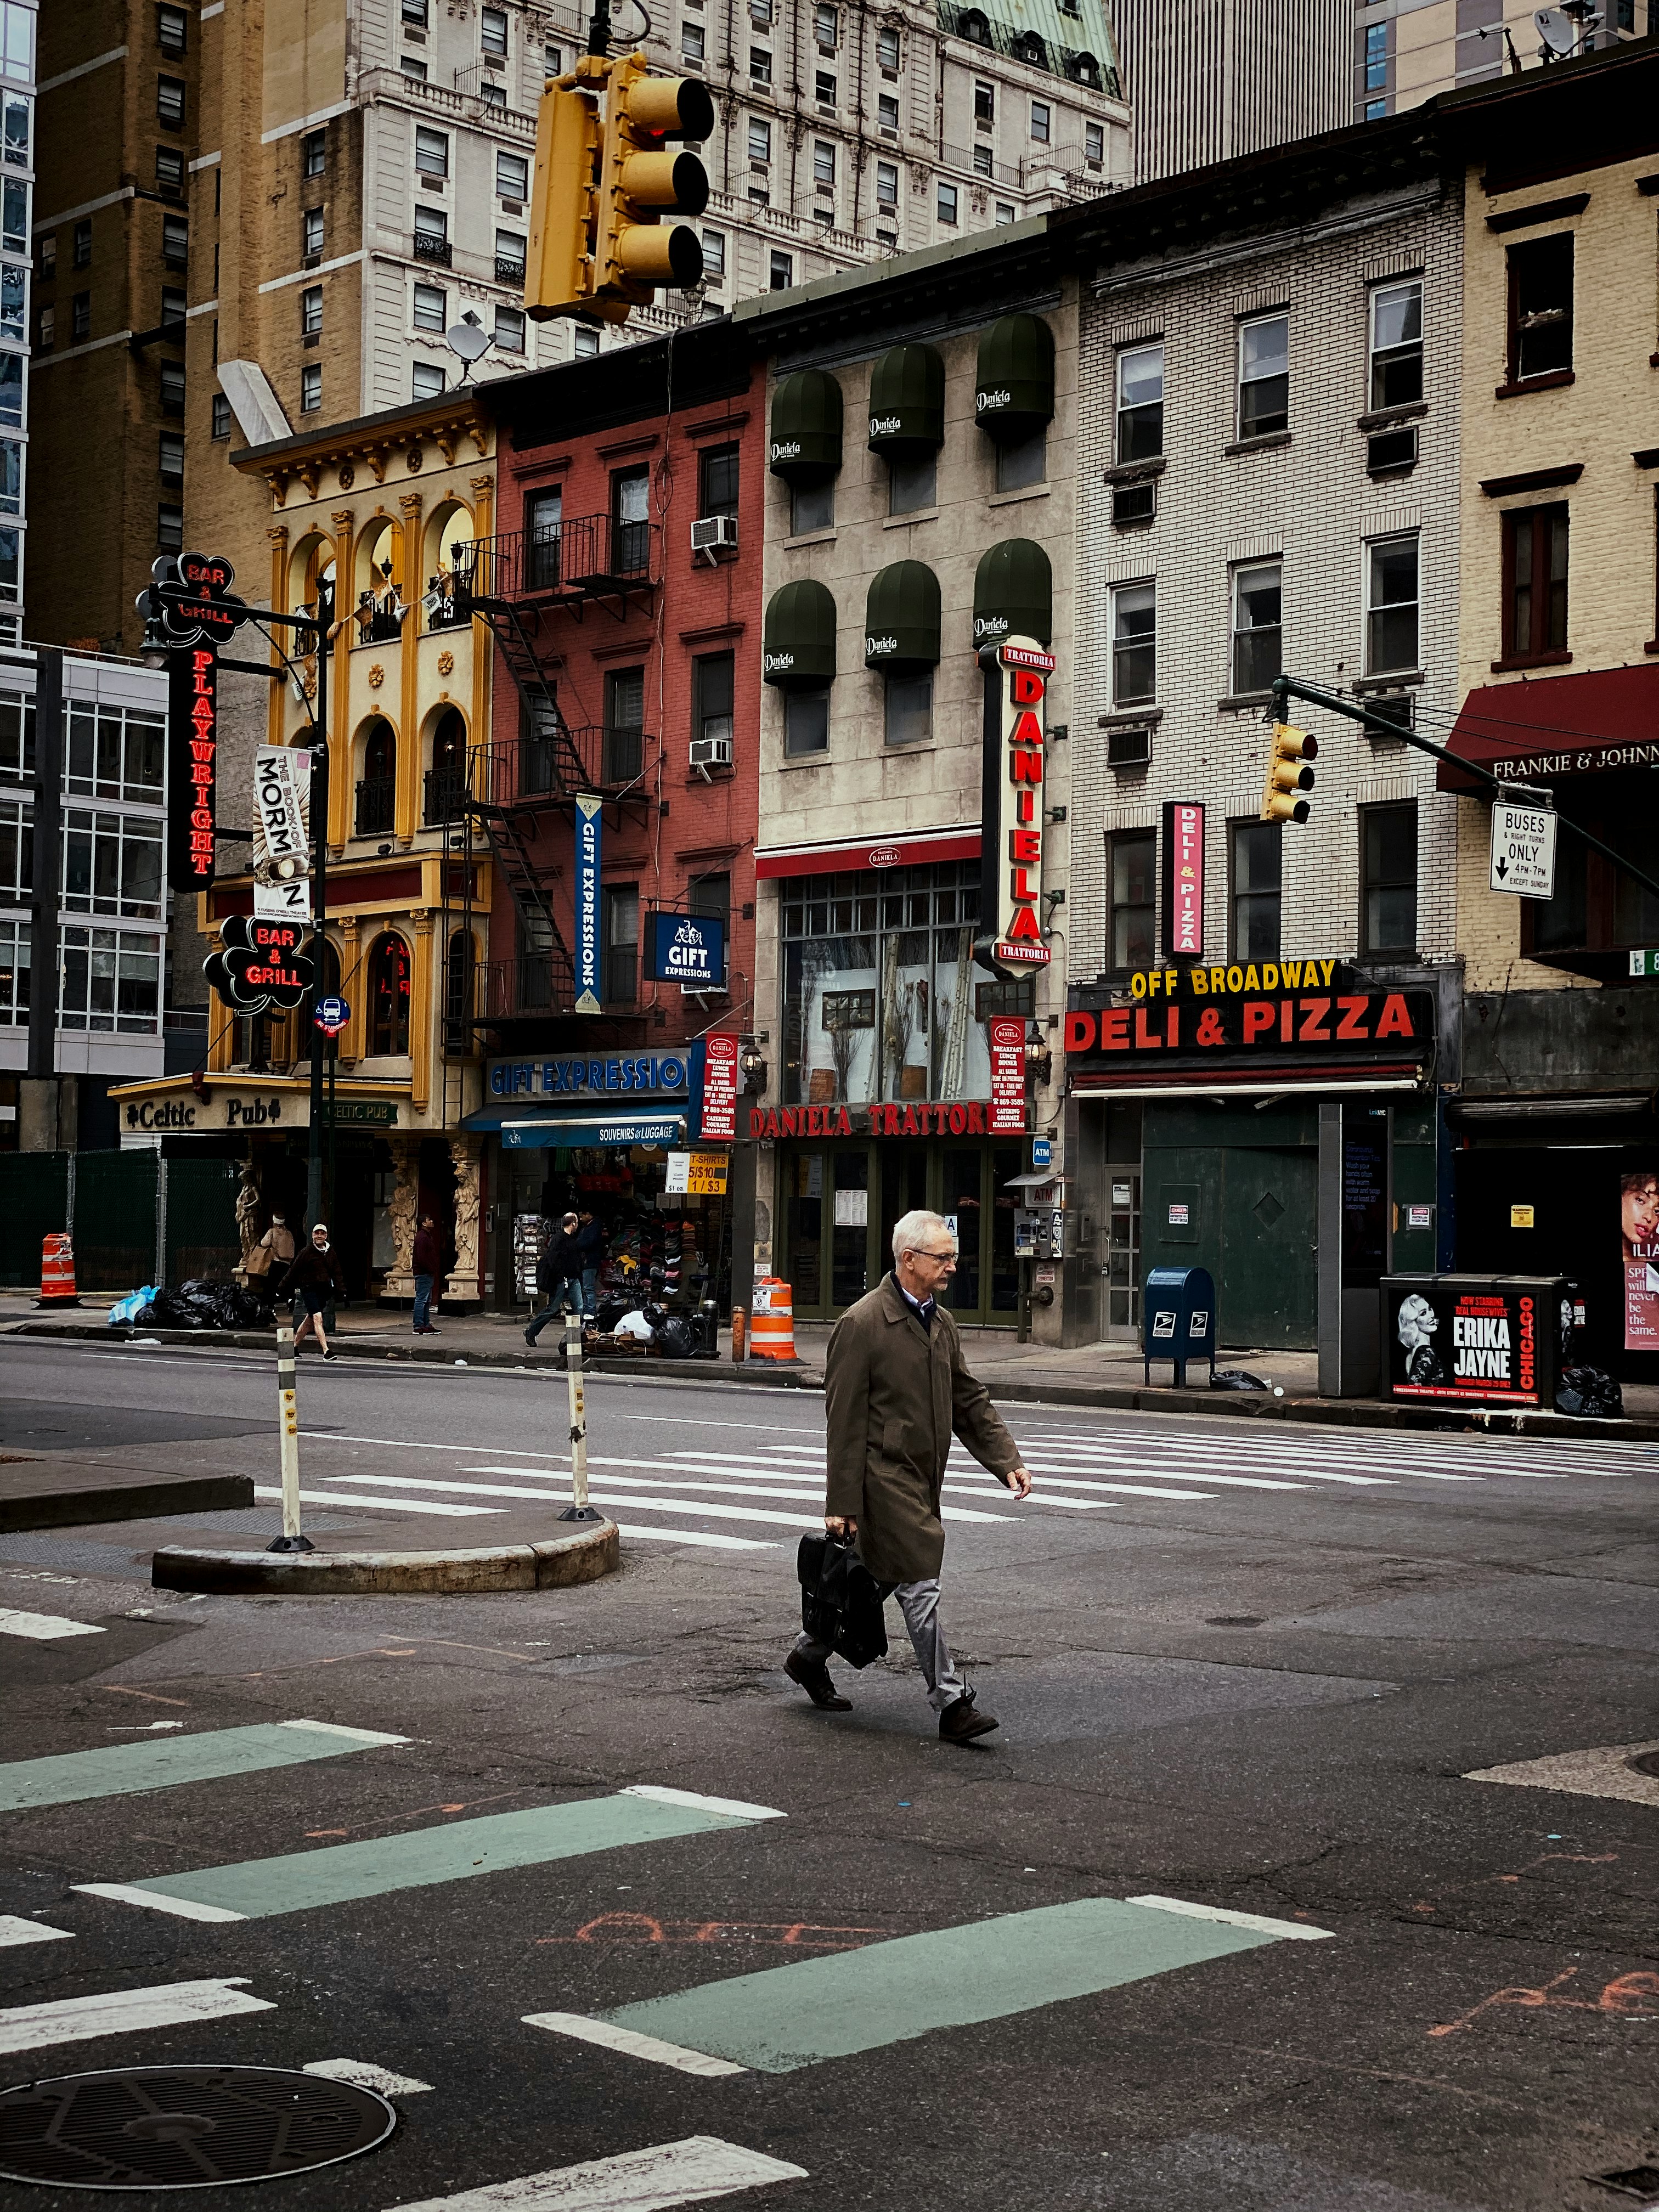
[1206,1616,1265,1628]
[1626,1750,1659,1780]
[0,2066,396,2190]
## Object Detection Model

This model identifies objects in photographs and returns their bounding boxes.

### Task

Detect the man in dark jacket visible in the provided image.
[411,1214,442,1336]
[279,1223,347,1360]
[525,1212,585,1345]
[785,1209,1032,1743]
[574,1210,605,1316]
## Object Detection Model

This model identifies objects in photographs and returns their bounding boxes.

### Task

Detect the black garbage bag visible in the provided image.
[1556,1365,1623,1418]
[208,1283,267,1329]
[1211,1368,1272,1391]
[594,1295,633,1334]
[146,1286,201,1329]
[797,1533,888,1669]
[656,1314,696,1359]
[131,1304,159,1328]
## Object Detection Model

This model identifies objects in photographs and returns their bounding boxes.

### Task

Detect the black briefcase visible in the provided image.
[797,1533,889,1669]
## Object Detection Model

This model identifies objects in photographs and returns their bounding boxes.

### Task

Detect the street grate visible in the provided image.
[0,2066,396,2189]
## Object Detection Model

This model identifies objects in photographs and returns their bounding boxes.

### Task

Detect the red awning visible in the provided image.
[1438,664,1659,792]
[753,825,980,880]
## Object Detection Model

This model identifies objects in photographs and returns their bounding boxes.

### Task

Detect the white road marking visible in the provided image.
[281,1719,409,1746]
[74,1882,249,1922]
[616,1527,776,1551]
[0,1609,106,1641]
[0,1977,273,2055]
[0,1916,73,1946]
[623,1785,786,1821]
[251,1486,502,1518]
[387,2135,808,2210]
[304,2057,433,2095]
[523,2012,746,2077]
[1126,1894,1335,1940]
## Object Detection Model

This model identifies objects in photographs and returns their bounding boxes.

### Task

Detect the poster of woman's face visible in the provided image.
[1621,1171,1659,1261]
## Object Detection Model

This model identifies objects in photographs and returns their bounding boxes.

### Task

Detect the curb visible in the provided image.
[150,1517,621,1596]
[0,1474,254,1534]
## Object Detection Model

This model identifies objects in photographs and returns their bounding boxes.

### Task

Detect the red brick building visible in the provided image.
[470,326,763,1309]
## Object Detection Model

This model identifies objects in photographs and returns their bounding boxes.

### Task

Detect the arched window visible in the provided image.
[368,933,411,1057]
[1065,49,1100,85]
[959,7,990,42]
[1012,29,1047,67]
[356,717,397,837]
[425,706,467,826]
[444,928,475,1056]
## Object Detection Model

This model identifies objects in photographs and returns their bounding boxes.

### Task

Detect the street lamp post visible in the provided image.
[304,580,333,1233]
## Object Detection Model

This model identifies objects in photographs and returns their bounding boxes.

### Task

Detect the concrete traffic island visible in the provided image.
[151,1516,621,1596]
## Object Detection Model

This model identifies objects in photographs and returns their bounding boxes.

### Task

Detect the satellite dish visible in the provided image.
[445,314,491,364]
[1534,8,1575,55]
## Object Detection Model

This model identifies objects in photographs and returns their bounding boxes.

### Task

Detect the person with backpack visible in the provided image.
[524,1212,585,1346]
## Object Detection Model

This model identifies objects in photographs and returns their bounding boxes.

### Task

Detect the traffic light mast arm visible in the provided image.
[1269,672,1659,909]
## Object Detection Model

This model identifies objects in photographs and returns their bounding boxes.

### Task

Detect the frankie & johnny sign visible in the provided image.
[979,638,1053,972]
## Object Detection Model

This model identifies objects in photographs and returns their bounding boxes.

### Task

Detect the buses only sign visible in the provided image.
[1489,798,1556,900]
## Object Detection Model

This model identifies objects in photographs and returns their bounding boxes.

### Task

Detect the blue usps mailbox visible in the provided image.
[1142,1265,1217,1387]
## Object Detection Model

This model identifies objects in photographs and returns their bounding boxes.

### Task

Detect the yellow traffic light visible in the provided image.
[592,54,714,312]
[1260,722,1318,824]
[525,68,603,320]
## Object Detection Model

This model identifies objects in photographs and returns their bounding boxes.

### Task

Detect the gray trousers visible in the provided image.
[792,1577,965,1714]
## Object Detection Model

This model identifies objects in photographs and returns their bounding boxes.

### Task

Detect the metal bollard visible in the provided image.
[267,1317,314,1554]
[560,1310,602,1523]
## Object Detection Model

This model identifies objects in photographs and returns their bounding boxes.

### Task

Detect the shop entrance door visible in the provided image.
[786,1144,877,1319]
[1220,1146,1316,1348]
[783,1140,1020,1323]
[939,1143,1021,1324]
[1102,1172,1141,1340]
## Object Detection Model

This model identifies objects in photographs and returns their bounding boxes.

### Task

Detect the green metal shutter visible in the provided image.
[973,538,1053,649]
[864,561,941,672]
[763,578,838,689]
[769,369,844,482]
[974,314,1056,443]
[866,343,946,456]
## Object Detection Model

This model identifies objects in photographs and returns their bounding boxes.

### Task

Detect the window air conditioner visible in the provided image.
[691,514,738,556]
[690,733,735,770]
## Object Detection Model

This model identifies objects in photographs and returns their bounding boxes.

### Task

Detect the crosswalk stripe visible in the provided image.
[601,1894,1322,2074]
[614,1526,776,1550]
[338,1468,1015,1531]
[252,1486,502,1518]
[523,2012,747,2076]
[0,1609,106,1641]
[76,1787,783,1923]
[0,1916,73,1946]
[304,2058,434,2095]
[0,1718,407,1815]
[0,1978,274,2056]
[387,2136,808,2211]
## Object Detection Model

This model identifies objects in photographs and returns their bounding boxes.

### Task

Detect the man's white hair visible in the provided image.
[893,1208,954,1263]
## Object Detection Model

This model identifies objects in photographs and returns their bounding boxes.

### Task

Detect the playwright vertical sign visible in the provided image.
[574,793,602,1014]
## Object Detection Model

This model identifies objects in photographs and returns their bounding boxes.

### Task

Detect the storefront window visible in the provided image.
[781,860,989,1104]
[368,932,411,1056]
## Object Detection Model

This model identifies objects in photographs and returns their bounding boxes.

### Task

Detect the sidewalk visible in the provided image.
[7,1288,1657,1438]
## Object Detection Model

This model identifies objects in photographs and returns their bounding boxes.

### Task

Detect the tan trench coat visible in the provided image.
[823,1272,1023,1585]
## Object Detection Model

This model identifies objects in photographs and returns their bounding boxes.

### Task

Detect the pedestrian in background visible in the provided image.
[785,1208,1032,1742]
[524,1212,585,1346]
[575,1208,605,1317]
[246,1212,295,1313]
[412,1212,442,1336]
[279,1222,347,1361]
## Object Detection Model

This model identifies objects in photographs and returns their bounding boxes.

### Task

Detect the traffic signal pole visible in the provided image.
[306,583,332,1235]
[1269,673,1659,906]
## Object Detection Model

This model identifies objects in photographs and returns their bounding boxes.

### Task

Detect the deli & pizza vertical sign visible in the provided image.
[1161,801,1204,959]
[979,637,1054,972]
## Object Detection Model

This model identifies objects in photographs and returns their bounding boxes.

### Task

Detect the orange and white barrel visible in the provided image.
[38,1233,80,1307]
[748,1278,797,1362]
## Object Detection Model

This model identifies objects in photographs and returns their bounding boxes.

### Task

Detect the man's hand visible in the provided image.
[1002,1466,1033,1500]
[825,1515,857,1537]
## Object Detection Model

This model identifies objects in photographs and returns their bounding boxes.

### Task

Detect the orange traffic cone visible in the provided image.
[38,1233,80,1307]
[748,1278,798,1362]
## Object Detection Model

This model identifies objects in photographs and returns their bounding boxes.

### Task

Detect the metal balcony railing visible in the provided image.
[470,724,656,805]
[476,953,577,1022]
[355,776,396,836]
[467,513,658,605]
[354,594,406,645]
[412,230,453,266]
[424,766,467,826]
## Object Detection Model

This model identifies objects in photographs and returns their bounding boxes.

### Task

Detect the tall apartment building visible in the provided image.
[32,0,1128,658]
[1115,0,1652,184]
[0,2,32,647]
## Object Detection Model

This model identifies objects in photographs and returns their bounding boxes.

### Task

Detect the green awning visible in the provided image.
[865,561,941,673]
[763,578,837,690]
[769,369,843,482]
[974,314,1056,443]
[867,343,945,456]
[973,539,1053,650]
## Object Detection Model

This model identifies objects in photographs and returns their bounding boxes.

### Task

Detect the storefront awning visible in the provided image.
[973,538,1052,650]
[754,823,980,879]
[974,314,1056,443]
[1437,664,1659,792]
[470,1109,687,1149]
[769,369,843,482]
[865,561,941,673]
[867,343,945,457]
[763,577,837,690]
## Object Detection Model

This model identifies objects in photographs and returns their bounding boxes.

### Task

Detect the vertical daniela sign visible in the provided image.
[978,635,1055,974]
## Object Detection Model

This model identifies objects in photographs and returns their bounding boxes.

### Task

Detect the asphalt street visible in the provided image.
[2,1334,1657,2212]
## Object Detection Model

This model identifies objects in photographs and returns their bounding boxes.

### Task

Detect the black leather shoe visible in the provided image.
[939,1688,997,1744]
[786,1649,851,1711]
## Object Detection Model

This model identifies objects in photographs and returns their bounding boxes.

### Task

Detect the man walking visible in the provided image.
[278,1222,347,1361]
[785,1209,1032,1743]
[411,1212,442,1336]
[524,1212,586,1346]
[574,1209,605,1317]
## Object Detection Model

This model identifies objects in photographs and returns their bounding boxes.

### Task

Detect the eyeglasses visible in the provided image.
[909,1246,957,1261]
